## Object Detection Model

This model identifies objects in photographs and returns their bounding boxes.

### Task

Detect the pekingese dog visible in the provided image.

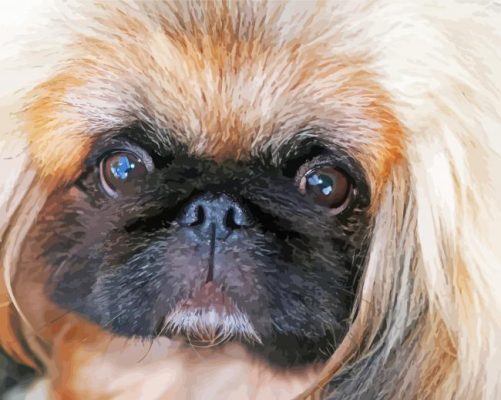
[1,1,501,399]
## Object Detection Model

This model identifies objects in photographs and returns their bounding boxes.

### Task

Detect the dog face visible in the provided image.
[10,1,401,370]
[0,2,427,397]
[3,1,501,399]
[18,128,371,366]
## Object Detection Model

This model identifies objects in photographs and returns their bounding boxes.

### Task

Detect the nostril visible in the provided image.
[193,205,205,226]
[178,202,206,227]
[225,206,252,229]
[224,208,241,230]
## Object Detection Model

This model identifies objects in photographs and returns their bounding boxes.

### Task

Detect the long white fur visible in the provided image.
[162,307,262,346]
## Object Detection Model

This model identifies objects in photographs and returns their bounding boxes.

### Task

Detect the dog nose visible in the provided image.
[178,193,253,240]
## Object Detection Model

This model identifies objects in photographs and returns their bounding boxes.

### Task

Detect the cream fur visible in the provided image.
[1,1,501,399]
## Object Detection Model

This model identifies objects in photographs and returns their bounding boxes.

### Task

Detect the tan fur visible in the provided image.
[24,1,403,203]
[1,1,501,399]
[48,321,320,400]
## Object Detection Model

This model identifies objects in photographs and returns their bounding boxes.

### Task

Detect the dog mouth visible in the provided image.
[181,281,237,314]
[156,282,262,346]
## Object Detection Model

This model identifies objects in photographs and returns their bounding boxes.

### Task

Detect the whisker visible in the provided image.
[102,310,127,329]
[33,310,73,335]
[137,338,155,363]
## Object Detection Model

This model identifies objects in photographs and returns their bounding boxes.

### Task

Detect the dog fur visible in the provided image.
[1,1,501,399]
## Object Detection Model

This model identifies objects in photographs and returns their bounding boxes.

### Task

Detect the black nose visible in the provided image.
[178,193,253,240]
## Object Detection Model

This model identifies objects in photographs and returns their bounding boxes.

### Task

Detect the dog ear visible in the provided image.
[0,136,39,369]
[0,305,38,370]
[306,3,501,396]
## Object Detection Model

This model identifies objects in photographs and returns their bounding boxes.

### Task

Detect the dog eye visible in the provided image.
[100,151,149,197]
[299,166,352,211]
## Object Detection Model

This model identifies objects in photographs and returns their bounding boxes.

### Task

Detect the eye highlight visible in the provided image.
[100,150,150,197]
[299,166,352,212]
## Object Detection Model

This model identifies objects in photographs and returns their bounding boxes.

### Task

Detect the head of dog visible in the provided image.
[8,2,405,371]
[4,1,497,399]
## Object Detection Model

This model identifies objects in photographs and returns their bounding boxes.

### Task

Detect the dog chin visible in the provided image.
[156,282,262,346]
[159,307,261,347]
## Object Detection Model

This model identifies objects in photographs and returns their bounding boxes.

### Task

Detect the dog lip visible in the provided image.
[180,281,237,314]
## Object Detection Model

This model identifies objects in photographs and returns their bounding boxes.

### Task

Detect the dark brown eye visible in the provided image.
[100,151,149,197]
[300,166,352,211]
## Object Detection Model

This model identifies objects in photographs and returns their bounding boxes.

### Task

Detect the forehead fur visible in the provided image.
[25,0,403,200]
